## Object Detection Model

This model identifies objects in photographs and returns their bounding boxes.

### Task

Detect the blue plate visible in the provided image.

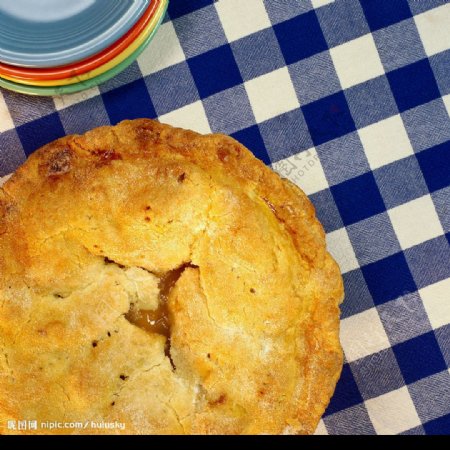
[0,0,150,68]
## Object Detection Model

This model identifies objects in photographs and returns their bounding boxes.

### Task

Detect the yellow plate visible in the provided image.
[2,0,167,87]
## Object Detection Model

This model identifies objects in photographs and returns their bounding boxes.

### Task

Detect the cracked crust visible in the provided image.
[0,119,343,435]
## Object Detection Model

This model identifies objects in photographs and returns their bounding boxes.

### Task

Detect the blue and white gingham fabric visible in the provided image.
[1,0,449,435]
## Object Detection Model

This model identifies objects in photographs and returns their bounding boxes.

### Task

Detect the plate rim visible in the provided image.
[0,0,163,86]
[0,0,160,81]
[0,0,168,96]
[0,0,150,68]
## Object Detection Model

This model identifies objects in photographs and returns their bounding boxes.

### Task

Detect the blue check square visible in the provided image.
[204,85,255,135]
[231,28,285,81]
[416,141,450,193]
[361,0,412,32]
[145,62,199,116]
[373,156,429,209]
[347,212,401,266]
[17,113,65,157]
[424,413,450,435]
[259,109,312,162]
[310,189,344,233]
[303,91,356,146]
[345,76,399,128]
[289,50,341,105]
[168,0,216,20]
[263,0,313,25]
[403,100,450,153]
[340,269,375,318]
[172,5,227,59]
[401,426,426,435]
[362,252,417,305]
[59,97,109,136]
[409,371,450,423]
[387,59,441,113]
[99,61,144,92]
[430,50,450,96]
[231,125,271,165]
[331,172,385,226]
[0,129,26,176]
[393,331,447,384]
[323,404,376,435]
[431,187,450,233]
[373,19,426,72]
[407,0,447,15]
[188,45,243,98]
[316,0,370,47]
[2,89,56,127]
[317,132,370,185]
[274,11,328,64]
[435,325,450,372]
[102,78,156,125]
[324,364,364,416]
[350,349,405,400]
[405,236,450,289]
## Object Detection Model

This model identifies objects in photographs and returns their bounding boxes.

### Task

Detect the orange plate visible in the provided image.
[0,0,160,81]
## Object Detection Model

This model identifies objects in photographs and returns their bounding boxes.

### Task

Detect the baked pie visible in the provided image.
[0,119,343,434]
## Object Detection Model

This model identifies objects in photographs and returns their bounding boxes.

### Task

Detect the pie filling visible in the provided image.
[125,263,197,367]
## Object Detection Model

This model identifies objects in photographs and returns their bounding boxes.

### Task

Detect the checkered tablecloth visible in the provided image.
[1,0,449,435]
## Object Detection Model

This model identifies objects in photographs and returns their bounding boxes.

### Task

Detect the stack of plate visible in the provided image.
[0,0,168,96]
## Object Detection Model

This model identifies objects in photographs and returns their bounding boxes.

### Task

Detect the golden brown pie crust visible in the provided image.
[0,119,343,435]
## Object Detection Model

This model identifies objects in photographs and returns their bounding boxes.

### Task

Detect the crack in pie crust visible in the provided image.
[0,119,343,435]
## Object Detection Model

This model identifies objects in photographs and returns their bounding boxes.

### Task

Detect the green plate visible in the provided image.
[0,0,167,96]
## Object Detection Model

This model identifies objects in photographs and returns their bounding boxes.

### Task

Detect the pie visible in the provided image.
[0,119,343,435]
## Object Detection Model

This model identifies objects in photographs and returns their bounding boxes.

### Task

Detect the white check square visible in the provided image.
[340,308,390,362]
[330,34,384,89]
[415,4,450,57]
[53,86,100,111]
[0,91,14,133]
[366,387,421,434]
[313,420,328,435]
[326,227,359,274]
[443,94,450,119]
[272,148,329,196]
[388,195,444,250]
[215,0,271,42]
[420,278,450,329]
[311,0,335,8]
[0,174,12,186]
[358,114,414,170]
[159,101,211,134]
[138,21,185,76]
[245,67,299,123]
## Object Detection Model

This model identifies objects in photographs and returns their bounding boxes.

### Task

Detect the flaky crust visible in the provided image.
[0,119,343,435]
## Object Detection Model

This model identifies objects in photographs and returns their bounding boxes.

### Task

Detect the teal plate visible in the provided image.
[0,0,167,96]
[0,0,150,67]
